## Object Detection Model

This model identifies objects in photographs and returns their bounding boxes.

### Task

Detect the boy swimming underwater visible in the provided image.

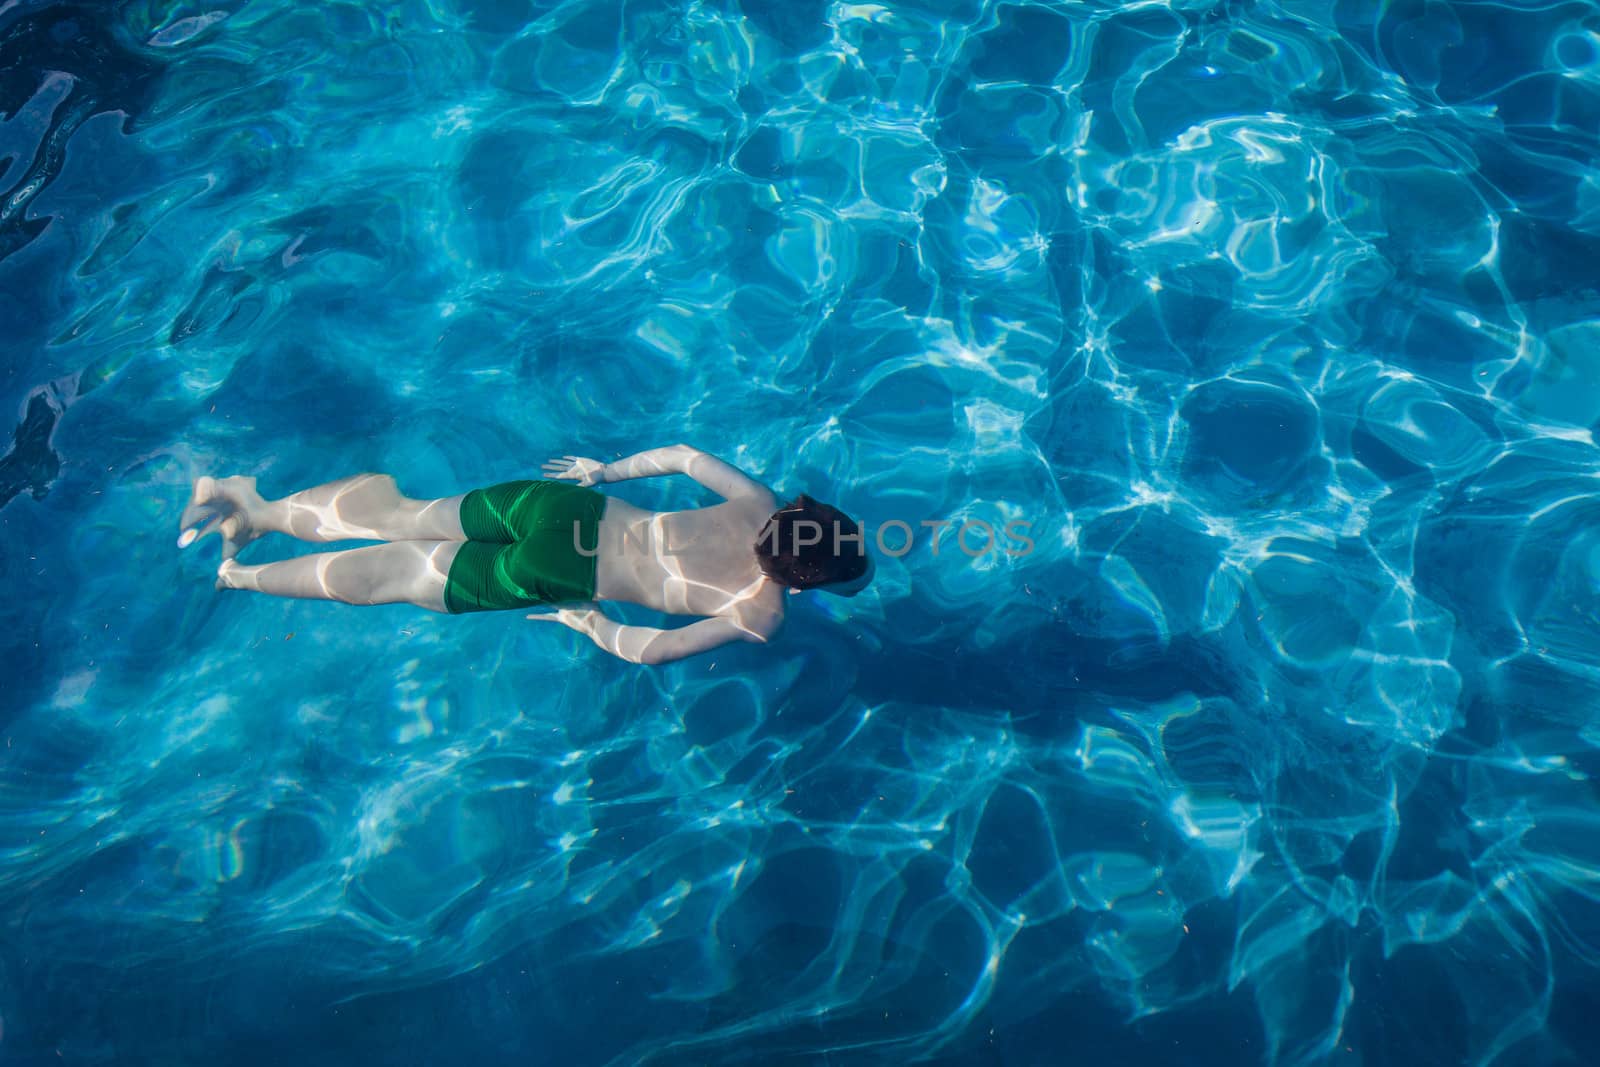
[178,445,872,664]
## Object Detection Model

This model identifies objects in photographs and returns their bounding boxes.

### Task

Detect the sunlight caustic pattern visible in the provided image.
[2,0,1600,1063]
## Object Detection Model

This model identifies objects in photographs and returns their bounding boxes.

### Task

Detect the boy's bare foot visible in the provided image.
[178,475,268,560]
[215,557,242,590]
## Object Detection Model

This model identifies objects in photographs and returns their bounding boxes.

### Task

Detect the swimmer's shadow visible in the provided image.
[849,614,1243,735]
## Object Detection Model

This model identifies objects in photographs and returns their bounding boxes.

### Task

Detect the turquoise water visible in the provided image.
[3,0,1600,1062]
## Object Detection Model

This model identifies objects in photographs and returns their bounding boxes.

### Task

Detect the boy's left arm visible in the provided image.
[542,445,768,501]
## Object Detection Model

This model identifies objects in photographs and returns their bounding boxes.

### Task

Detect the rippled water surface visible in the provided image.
[4,0,1600,1063]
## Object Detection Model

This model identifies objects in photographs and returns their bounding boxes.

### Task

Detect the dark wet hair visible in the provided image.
[754,495,869,590]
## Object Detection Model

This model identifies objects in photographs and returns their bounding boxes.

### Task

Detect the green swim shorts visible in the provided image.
[443,480,607,614]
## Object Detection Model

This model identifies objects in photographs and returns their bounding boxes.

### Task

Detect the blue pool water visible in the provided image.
[3,0,1600,1062]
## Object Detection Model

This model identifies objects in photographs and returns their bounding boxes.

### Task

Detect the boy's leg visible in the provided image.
[215,540,461,612]
[180,474,468,555]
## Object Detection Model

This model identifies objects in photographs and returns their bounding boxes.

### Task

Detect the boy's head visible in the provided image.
[754,495,872,594]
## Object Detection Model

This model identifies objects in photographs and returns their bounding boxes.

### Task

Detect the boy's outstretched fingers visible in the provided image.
[539,456,605,486]
[527,611,581,633]
[526,606,602,634]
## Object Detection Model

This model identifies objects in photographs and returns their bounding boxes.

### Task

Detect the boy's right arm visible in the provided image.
[527,605,778,664]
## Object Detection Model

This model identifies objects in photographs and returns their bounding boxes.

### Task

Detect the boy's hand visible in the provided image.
[540,455,606,487]
[526,605,603,635]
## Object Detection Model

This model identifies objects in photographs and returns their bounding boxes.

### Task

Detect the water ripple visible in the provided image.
[2,0,1600,1064]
